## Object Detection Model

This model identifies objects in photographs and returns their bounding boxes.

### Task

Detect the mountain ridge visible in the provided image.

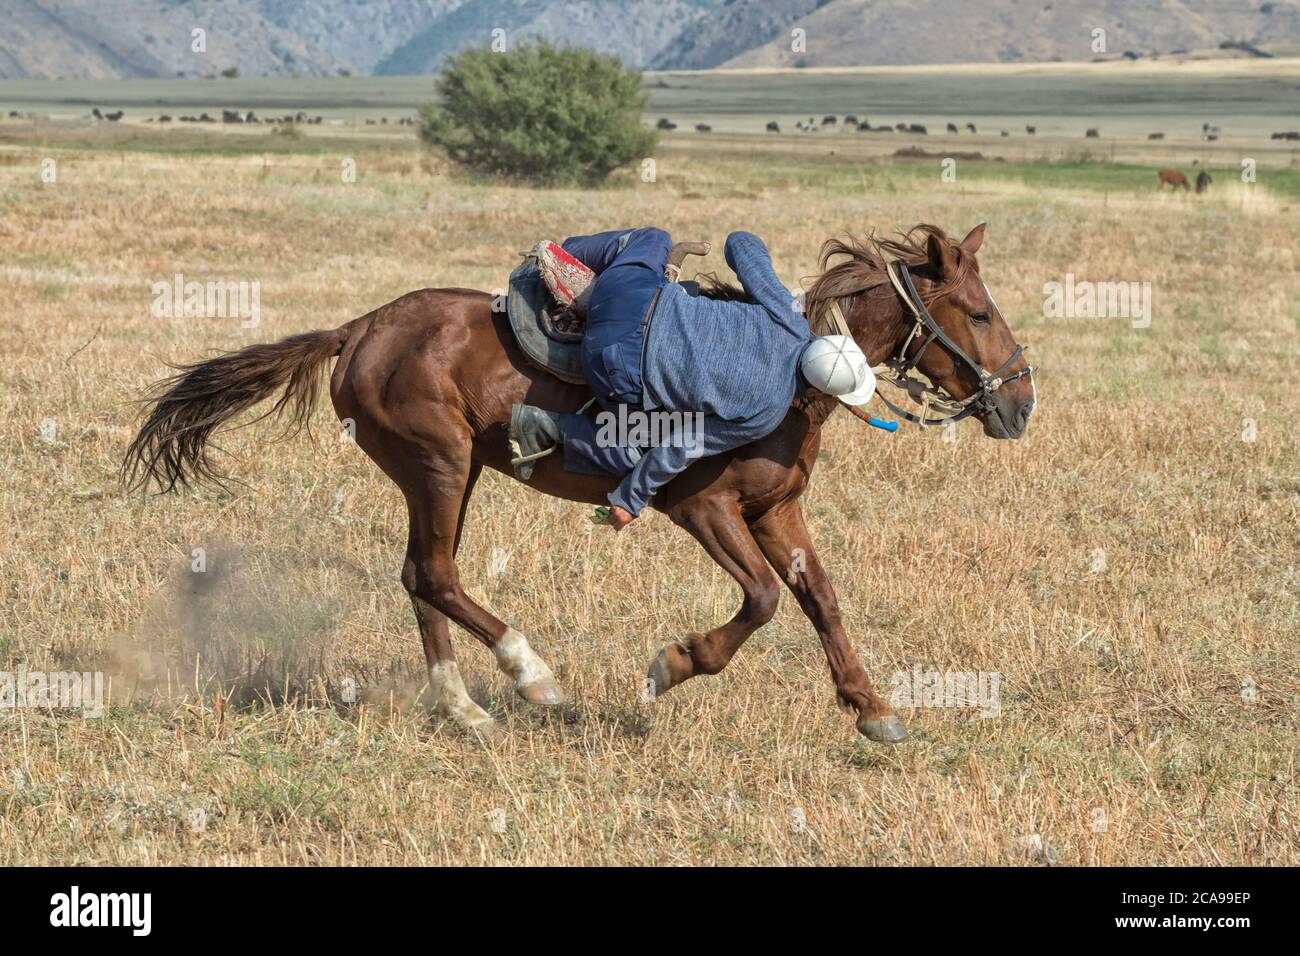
[2,0,1297,80]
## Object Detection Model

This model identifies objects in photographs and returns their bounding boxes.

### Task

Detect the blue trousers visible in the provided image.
[555,228,671,477]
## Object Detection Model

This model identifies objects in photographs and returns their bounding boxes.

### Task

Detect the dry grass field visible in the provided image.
[0,104,1297,865]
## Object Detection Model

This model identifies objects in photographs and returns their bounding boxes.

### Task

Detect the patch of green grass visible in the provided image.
[228,745,354,826]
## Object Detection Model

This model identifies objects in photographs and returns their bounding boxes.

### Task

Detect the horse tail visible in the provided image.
[123,324,354,493]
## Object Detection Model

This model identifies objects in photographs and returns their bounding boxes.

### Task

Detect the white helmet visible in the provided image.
[799,335,876,406]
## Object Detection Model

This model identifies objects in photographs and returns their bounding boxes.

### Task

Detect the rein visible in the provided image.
[825,261,1033,428]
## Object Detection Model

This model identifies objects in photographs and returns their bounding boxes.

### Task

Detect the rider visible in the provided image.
[509,227,874,530]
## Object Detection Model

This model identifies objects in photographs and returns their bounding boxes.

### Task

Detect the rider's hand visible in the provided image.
[608,506,635,532]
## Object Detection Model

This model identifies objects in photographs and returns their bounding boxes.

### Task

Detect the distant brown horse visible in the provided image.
[1158,170,1190,191]
[124,224,1035,743]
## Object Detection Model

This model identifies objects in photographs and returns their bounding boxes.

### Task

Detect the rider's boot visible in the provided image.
[509,405,564,480]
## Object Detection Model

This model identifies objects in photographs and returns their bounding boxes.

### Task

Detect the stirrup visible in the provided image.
[509,438,556,480]
[510,444,556,466]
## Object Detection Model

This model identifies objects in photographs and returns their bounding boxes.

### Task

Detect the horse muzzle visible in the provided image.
[981,387,1034,439]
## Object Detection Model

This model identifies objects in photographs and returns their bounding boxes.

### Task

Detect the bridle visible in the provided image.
[868,261,1033,427]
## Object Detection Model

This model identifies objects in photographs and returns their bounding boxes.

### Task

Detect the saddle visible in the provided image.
[506,240,710,385]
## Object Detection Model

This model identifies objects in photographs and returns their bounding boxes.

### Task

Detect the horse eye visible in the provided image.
[971,312,990,325]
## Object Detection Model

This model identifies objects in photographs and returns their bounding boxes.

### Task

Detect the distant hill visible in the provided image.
[2,0,1299,80]
[721,0,1300,69]
[0,0,460,79]
[648,0,825,70]
[375,0,712,74]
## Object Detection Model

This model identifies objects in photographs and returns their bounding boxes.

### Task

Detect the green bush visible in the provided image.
[418,41,656,186]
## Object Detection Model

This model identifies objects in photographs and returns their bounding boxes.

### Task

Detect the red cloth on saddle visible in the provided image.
[536,240,595,312]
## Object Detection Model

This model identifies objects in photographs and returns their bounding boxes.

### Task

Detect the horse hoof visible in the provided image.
[857,714,909,744]
[449,709,499,740]
[516,676,566,706]
[646,649,676,699]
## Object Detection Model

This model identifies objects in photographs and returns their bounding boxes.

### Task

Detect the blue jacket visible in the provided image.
[609,231,811,515]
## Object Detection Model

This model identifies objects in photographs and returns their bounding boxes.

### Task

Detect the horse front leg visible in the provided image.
[749,500,908,744]
[646,497,781,696]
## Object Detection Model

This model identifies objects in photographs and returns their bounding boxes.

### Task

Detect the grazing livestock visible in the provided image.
[106,110,123,122]
[1148,132,1164,139]
[908,123,927,134]
[947,122,959,133]
[159,115,172,123]
[1000,129,1009,137]
[1085,128,1100,138]
[656,117,674,130]
[895,122,908,132]
[1157,170,1190,191]
[694,123,712,133]
[966,122,977,133]
[766,121,780,133]
[92,107,103,119]
[822,115,836,125]
[1202,121,1219,138]
[844,114,857,125]
[1195,171,1212,194]
[1026,125,1036,134]
[1271,131,1300,140]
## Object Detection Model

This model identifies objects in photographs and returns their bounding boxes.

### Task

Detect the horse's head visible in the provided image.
[903,224,1035,439]
[808,224,1035,440]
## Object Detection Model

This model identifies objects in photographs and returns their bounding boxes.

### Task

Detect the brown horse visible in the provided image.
[1157,170,1190,191]
[124,223,1035,743]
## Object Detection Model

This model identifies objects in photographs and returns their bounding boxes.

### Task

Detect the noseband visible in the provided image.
[870,261,1033,427]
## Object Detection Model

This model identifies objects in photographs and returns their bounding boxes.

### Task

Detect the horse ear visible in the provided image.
[960,223,986,256]
[926,230,958,278]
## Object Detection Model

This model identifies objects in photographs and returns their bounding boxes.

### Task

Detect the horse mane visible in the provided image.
[694,225,973,335]
[804,225,973,334]
[693,271,754,302]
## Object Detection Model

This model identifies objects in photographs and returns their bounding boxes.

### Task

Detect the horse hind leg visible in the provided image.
[402,447,564,728]
[412,594,497,735]
[405,462,496,736]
